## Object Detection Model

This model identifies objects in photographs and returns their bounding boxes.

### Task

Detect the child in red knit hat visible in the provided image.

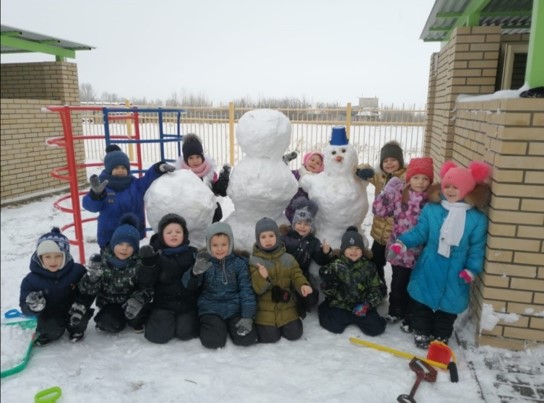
[389,160,491,348]
[373,157,434,333]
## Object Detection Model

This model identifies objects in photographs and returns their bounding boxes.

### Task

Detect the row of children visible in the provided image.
[19,202,385,348]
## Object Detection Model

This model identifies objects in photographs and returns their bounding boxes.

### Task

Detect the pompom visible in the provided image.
[182,133,201,145]
[440,160,457,178]
[292,197,319,216]
[105,144,122,153]
[346,225,359,233]
[469,161,491,184]
[118,212,139,229]
[50,227,62,235]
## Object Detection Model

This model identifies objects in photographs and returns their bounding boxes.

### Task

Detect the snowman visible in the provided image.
[144,169,216,249]
[225,109,298,251]
[300,126,369,249]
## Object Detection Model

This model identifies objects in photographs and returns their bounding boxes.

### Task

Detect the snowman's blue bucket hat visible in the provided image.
[330,126,349,146]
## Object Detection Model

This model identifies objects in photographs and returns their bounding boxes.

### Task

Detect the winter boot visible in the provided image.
[70,332,84,343]
[432,336,449,345]
[414,333,430,349]
[385,314,400,323]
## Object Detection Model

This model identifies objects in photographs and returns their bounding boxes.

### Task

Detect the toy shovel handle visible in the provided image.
[448,362,459,383]
[397,394,417,403]
[34,386,62,403]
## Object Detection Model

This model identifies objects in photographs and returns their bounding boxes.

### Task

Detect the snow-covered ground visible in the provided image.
[1,195,543,402]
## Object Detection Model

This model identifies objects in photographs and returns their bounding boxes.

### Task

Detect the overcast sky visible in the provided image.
[2,0,440,107]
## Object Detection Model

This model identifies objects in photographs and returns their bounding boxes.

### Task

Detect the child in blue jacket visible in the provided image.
[389,160,491,348]
[183,222,257,349]
[82,144,175,250]
[19,227,93,344]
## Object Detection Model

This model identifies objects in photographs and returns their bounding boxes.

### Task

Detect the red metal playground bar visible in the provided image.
[43,105,185,263]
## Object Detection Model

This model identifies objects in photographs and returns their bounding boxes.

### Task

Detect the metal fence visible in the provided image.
[81,104,426,171]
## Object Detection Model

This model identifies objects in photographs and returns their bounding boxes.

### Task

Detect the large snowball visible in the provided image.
[236,109,291,159]
[144,169,216,249]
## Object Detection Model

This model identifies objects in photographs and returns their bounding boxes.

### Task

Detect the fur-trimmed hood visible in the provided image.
[427,183,491,211]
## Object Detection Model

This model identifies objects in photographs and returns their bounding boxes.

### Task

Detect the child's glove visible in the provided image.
[459,269,475,283]
[219,164,231,179]
[89,175,108,195]
[122,297,143,320]
[159,163,176,173]
[68,302,87,327]
[139,245,158,266]
[387,241,406,260]
[282,151,298,165]
[86,253,104,282]
[353,303,370,317]
[192,252,212,275]
[356,167,375,181]
[26,291,46,313]
[235,318,253,336]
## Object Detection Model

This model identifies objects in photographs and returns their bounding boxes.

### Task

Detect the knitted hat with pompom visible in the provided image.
[440,160,491,200]
[110,213,140,252]
[104,144,130,174]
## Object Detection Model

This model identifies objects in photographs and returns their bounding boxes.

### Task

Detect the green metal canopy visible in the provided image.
[1,25,93,60]
[421,0,543,88]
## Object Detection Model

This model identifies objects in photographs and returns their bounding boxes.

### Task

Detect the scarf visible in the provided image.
[439,201,472,258]
[161,243,189,256]
[106,254,130,269]
[99,171,134,192]
[180,160,212,178]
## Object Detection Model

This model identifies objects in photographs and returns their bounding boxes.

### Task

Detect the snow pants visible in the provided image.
[318,300,386,336]
[199,314,257,349]
[144,308,199,344]
[410,299,457,340]
[256,319,303,343]
[371,241,387,296]
[94,303,146,333]
[388,265,413,323]
[36,306,94,344]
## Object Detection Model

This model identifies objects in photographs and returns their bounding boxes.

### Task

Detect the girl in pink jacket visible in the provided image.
[372,157,434,333]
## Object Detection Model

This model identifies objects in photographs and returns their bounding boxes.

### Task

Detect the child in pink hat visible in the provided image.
[284,151,324,222]
[389,160,491,349]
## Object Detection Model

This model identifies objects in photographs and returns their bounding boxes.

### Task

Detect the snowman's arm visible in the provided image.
[299,175,311,193]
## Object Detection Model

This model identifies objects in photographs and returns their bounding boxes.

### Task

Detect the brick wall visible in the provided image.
[426,27,544,349]
[0,62,86,205]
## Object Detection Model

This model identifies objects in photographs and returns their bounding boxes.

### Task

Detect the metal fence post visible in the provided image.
[228,101,235,166]
[346,102,352,138]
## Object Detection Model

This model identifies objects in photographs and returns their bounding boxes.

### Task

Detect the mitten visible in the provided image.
[122,297,143,320]
[352,303,370,317]
[282,151,298,165]
[159,163,176,173]
[386,241,406,260]
[219,164,231,182]
[459,269,475,283]
[68,302,87,327]
[86,253,104,282]
[139,245,158,266]
[356,167,375,181]
[89,174,108,195]
[235,318,253,336]
[192,251,212,275]
[26,291,46,313]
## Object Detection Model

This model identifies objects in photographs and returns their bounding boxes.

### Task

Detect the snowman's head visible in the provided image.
[323,143,358,175]
[236,109,291,159]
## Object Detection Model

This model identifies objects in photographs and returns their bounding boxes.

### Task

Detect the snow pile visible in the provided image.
[480,303,520,332]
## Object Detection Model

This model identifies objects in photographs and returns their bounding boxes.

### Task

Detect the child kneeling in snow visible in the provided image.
[284,151,324,223]
[143,213,199,344]
[249,217,313,343]
[389,161,491,349]
[19,227,94,345]
[183,222,257,349]
[78,214,154,334]
[318,227,386,336]
[177,133,230,223]
[280,197,333,315]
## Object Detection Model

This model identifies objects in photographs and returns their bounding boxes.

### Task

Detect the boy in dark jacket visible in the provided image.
[318,227,386,336]
[82,144,175,251]
[143,213,199,344]
[78,214,154,333]
[183,222,257,349]
[249,217,313,343]
[280,197,333,314]
[19,227,93,345]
